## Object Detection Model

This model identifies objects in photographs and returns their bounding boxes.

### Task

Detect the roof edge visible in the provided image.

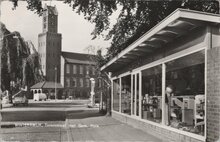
[101,8,220,71]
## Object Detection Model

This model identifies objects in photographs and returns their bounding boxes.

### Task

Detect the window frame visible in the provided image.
[111,46,207,139]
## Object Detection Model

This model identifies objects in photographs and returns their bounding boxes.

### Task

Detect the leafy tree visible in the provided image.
[9,0,219,62]
[1,23,44,98]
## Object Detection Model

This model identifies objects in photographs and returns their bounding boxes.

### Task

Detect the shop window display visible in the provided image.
[121,75,131,115]
[141,65,162,123]
[165,50,205,136]
[113,79,120,112]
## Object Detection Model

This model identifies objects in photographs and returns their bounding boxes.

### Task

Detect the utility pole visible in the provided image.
[55,67,57,101]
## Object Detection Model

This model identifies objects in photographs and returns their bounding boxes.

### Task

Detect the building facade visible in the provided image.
[101,9,220,142]
[61,52,103,99]
[34,5,103,101]
[38,5,61,82]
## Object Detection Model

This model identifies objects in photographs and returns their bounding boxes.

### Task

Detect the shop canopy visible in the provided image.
[30,81,63,89]
[101,8,220,72]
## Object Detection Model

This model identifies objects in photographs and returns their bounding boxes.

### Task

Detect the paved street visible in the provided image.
[0,116,162,142]
[0,100,163,141]
[1,100,98,121]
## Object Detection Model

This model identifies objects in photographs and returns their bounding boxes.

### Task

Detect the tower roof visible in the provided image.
[44,4,58,15]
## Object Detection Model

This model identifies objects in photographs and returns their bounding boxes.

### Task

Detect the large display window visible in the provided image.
[141,65,162,123]
[121,75,131,115]
[111,49,206,137]
[165,50,205,136]
[113,79,120,112]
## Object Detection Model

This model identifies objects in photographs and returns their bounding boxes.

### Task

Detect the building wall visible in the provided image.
[206,26,220,142]
[63,62,98,99]
[42,7,58,33]
[38,33,47,75]
[64,63,101,98]
[112,111,203,142]
[45,32,61,82]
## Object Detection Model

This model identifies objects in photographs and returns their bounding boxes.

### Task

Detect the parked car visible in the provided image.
[2,95,9,104]
[12,91,28,106]
[33,93,47,101]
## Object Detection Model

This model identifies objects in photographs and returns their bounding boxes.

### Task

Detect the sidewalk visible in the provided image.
[65,116,163,141]
[0,116,163,142]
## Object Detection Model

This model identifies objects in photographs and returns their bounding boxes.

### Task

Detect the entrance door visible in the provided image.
[131,72,140,116]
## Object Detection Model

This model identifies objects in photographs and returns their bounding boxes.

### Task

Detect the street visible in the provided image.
[0,100,163,142]
[1,100,97,121]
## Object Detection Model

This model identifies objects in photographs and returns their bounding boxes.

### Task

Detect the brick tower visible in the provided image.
[38,4,62,82]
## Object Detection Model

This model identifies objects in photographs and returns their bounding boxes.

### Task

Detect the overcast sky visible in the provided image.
[1,1,117,54]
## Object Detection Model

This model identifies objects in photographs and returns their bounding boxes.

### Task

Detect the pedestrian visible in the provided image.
[165,85,174,126]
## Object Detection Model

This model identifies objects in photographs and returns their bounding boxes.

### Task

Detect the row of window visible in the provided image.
[66,64,96,75]
[65,78,90,88]
[39,41,60,47]
[65,77,102,88]
[39,53,59,58]
[113,50,205,136]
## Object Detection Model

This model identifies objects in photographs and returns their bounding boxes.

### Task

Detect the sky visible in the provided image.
[1,1,118,54]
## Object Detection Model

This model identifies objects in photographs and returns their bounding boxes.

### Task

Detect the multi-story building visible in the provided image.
[32,5,103,100]
[61,51,103,99]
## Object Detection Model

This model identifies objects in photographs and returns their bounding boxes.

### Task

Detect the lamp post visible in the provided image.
[90,78,95,107]
[10,80,15,103]
[55,67,57,101]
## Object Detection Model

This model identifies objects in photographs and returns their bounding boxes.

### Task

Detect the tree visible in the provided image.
[1,23,44,99]
[9,0,219,62]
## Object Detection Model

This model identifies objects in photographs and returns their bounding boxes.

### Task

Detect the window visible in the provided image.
[79,65,83,74]
[73,65,77,74]
[92,67,95,75]
[43,17,46,22]
[72,78,77,87]
[98,79,102,88]
[86,79,90,88]
[165,50,205,135]
[121,75,131,115]
[141,65,162,123]
[86,66,90,75]
[79,78,83,87]
[66,64,70,74]
[66,78,70,87]
[113,79,120,112]
[43,24,46,29]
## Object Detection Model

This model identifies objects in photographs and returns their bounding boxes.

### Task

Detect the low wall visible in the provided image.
[112,111,204,142]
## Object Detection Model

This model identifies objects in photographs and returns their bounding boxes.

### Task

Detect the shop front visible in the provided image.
[101,9,220,142]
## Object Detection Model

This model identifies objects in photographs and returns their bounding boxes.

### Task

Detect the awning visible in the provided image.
[30,81,63,89]
[101,8,220,72]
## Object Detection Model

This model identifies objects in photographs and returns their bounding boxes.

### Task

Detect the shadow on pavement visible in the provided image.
[1,109,106,121]
[66,109,105,119]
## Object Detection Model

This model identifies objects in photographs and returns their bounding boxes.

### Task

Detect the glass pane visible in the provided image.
[136,74,139,116]
[165,50,205,136]
[113,79,120,112]
[121,75,131,115]
[132,75,135,115]
[141,65,162,123]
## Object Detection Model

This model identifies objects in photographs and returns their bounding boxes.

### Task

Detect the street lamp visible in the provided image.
[90,78,95,107]
[55,67,57,101]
